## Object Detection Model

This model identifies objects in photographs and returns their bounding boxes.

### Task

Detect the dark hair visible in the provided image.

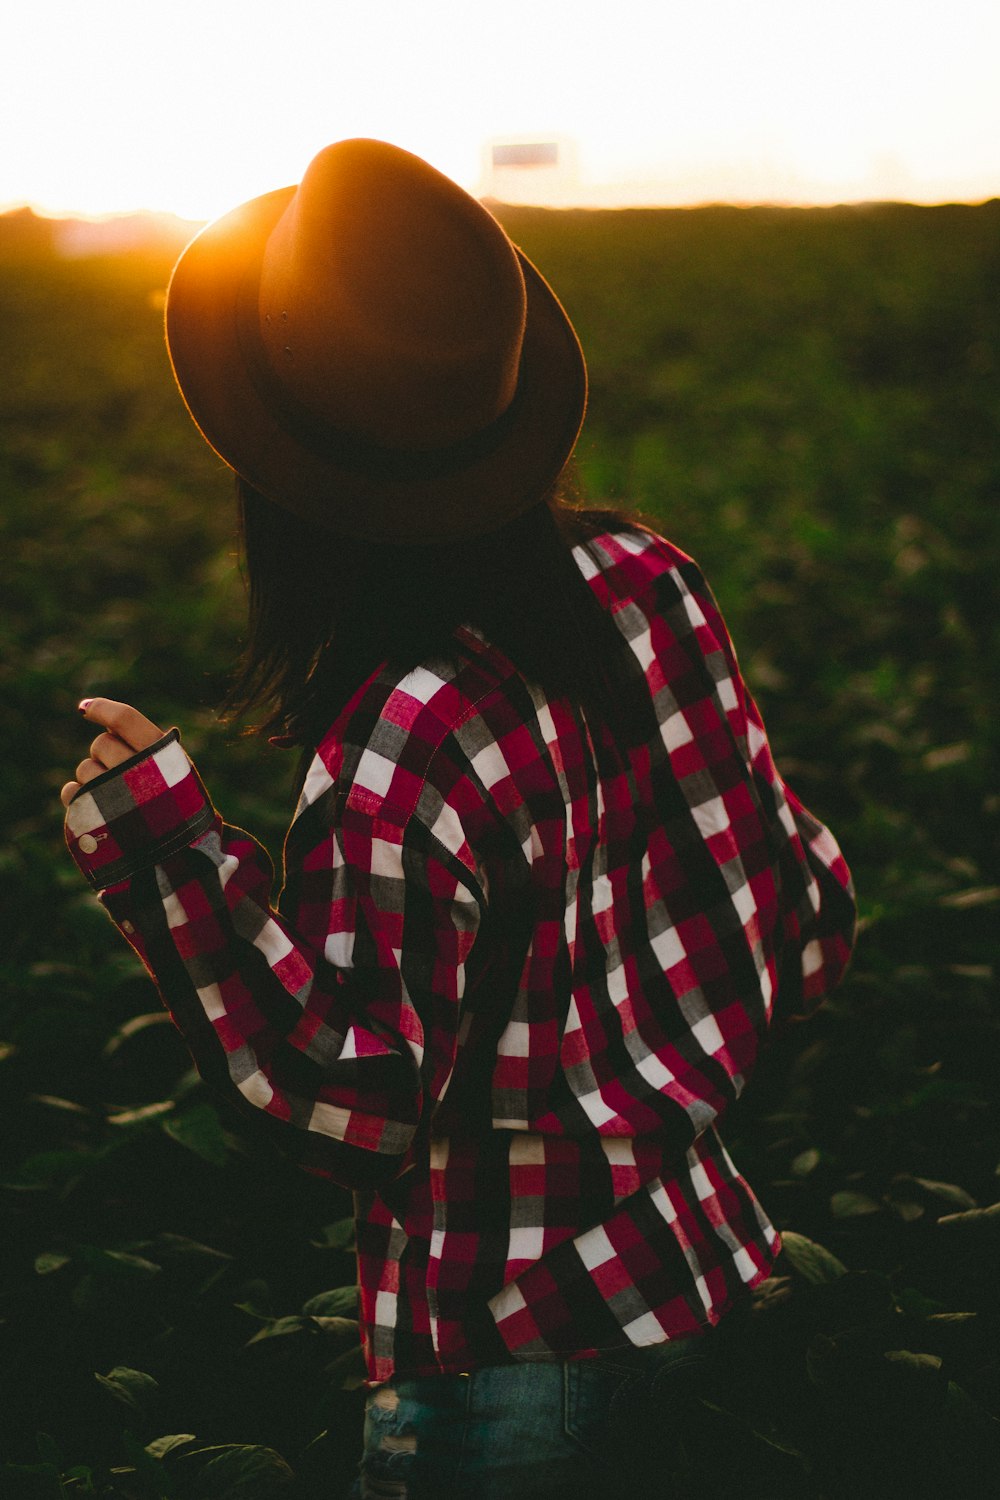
[225,470,650,756]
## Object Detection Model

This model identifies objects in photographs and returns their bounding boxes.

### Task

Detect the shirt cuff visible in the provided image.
[64,728,216,891]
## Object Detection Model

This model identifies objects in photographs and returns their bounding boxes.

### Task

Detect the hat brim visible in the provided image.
[165,185,587,544]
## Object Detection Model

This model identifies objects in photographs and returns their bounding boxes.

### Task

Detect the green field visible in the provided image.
[1,200,998,1496]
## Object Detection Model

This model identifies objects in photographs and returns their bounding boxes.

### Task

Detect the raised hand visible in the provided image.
[60,697,166,808]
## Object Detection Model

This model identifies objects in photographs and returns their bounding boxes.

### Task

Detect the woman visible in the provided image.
[62,139,856,1498]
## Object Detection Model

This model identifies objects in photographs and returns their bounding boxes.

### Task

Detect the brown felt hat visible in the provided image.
[164,138,587,544]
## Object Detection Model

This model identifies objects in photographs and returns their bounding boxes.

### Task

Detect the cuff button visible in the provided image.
[121,920,136,935]
[78,834,99,854]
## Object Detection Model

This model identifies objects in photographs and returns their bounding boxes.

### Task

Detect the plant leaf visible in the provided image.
[103,1011,173,1056]
[938,885,1000,908]
[245,1316,310,1346]
[107,1100,175,1127]
[80,1245,161,1278]
[301,1286,359,1318]
[887,1197,924,1222]
[830,1190,881,1218]
[907,1176,977,1210]
[34,1251,72,1275]
[309,1316,360,1338]
[182,1444,296,1497]
[28,1093,92,1116]
[936,1201,1000,1236]
[146,1434,198,1460]
[884,1348,943,1373]
[94,1366,160,1418]
[161,1103,229,1167]
[155,1233,233,1261]
[309,1218,356,1252]
[779,1230,847,1284]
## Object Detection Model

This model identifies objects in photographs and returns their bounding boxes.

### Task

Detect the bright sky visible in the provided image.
[3,0,999,219]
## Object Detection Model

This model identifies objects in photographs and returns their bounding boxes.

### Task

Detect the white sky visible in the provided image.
[3,0,999,218]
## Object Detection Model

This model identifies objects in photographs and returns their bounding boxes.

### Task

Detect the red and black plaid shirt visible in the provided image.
[66,526,855,1382]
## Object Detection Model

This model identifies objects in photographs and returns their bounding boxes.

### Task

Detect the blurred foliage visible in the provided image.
[1,201,998,1495]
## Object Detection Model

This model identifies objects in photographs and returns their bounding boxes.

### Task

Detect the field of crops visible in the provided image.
[1,198,998,1496]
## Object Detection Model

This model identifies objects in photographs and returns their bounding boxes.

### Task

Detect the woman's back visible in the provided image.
[278,522,855,1379]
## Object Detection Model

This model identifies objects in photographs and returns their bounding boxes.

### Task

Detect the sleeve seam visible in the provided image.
[83,803,216,892]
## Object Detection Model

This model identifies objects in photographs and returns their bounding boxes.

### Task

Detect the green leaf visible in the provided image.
[107,1100,175,1127]
[779,1230,847,1284]
[94,1366,160,1418]
[830,1190,881,1218]
[234,1302,272,1323]
[34,1251,71,1275]
[937,1201,1000,1236]
[301,1286,359,1318]
[309,1316,360,1339]
[146,1435,198,1460]
[894,1175,977,1211]
[154,1233,233,1261]
[161,1103,229,1167]
[790,1147,821,1177]
[938,885,1000,908]
[887,1197,924,1222]
[80,1245,162,1278]
[121,1429,178,1497]
[245,1316,310,1345]
[181,1444,296,1497]
[62,1465,97,1490]
[884,1348,943,1374]
[103,1011,173,1056]
[309,1217,356,1251]
[28,1093,92,1116]
[945,1378,997,1429]
[895,1285,948,1318]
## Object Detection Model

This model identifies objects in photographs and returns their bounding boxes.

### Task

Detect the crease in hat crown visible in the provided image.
[164,137,587,542]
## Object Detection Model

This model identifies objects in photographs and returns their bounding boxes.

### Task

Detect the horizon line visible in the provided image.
[4,191,1000,227]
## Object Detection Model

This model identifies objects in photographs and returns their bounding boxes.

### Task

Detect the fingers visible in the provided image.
[64,737,136,801]
[74,755,109,786]
[59,760,102,811]
[62,699,168,816]
[78,697,164,754]
[89,730,138,772]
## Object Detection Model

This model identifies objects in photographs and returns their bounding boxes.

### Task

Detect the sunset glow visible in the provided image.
[4,0,998,219]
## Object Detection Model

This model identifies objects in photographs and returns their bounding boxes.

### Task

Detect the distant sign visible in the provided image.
[492,142,559,168]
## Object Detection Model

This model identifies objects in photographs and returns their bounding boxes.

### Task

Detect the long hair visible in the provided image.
[225,470,650,755]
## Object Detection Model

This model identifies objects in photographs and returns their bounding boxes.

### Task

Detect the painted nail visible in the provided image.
[78,699,92,714]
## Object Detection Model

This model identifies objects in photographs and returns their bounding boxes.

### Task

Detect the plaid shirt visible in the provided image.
[66,525,855,1382]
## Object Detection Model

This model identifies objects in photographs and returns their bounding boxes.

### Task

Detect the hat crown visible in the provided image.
[256,140,527,450]
[164,137,586,542]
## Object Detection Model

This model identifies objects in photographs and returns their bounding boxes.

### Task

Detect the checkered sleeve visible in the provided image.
[65,729,486,1188]
[682,563,857,1016]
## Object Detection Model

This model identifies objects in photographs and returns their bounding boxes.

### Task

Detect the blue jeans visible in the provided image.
[348,1330,722,1499]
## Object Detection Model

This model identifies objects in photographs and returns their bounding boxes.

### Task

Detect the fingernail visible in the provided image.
[78,699,92,714]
